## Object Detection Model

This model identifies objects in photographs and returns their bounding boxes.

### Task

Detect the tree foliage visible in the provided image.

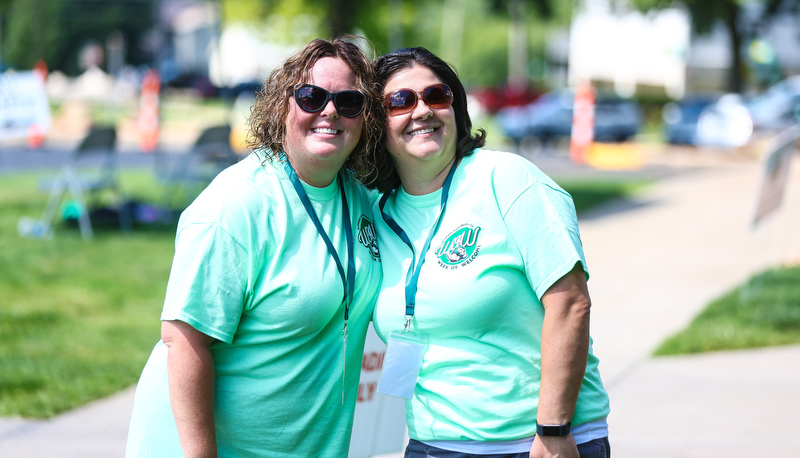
[220,0,393,53]
[218,0,574,88]
[1,0,155,75]
[2,0,575,89]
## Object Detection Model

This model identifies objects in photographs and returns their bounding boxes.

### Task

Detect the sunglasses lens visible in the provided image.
[295,85,364,117]
[335,91,366,118]
[295,85,326,113]
[423,84,452,108]
[385,89,417,115]
[384,84,453,115]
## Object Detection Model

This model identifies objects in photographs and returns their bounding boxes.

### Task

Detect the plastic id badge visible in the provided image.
[377,330,427,399]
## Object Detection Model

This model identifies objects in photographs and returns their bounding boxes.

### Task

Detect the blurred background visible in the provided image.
[2,1,800,457]
[1,0,799,157]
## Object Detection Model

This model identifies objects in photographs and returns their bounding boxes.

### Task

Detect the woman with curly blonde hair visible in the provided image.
[126,36,384,457]
[248,36,384,185]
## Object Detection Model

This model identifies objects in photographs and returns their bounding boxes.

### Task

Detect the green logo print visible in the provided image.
[357,215,381,261]
[435,224,481,268]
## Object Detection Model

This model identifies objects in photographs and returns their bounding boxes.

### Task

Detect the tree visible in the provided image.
[485,0,572,88]
[220,0,395,53]
[220,0,572,89]
[1,0,155,75]
[629,0,800,92]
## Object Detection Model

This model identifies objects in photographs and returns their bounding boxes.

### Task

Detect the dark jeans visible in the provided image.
[404,436,611,458]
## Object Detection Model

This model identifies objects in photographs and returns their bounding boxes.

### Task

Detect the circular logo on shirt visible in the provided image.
[434,223,481,269]
[357,215,381,261]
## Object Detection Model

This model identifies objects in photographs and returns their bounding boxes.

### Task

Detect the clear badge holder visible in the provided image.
[377,329,427,399]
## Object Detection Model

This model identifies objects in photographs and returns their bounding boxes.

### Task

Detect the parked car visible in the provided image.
[695,93,753,147]
[746,75,800,132]
[662,94,719,145]
[663,93,753,147]
[471,84,541,114]
[497,89,642,150]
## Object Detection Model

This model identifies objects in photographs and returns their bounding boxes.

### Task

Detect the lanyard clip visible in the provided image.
[403,315,413,333]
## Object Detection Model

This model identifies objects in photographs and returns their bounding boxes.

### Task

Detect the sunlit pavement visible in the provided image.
[578,151,800,457]
[1,141,799,457]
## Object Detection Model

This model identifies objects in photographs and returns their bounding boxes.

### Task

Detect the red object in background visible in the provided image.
[27,123,45,149]
[471,84,541,114]
[27,59,49,149]
[33,59,48,82]
[139,69,160,153]
[570,83,595,164]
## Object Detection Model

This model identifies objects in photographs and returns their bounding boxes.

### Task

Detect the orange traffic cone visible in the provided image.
[570,83,595,164]
[139,69,161,153]
[27,123,45,149]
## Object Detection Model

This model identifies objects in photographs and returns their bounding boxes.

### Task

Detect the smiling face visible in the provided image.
[383,64,457,192]
[284,57,364,187]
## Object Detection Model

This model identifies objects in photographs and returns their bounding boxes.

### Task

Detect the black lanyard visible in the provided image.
[379,159,458,331]
[282,158,355,332]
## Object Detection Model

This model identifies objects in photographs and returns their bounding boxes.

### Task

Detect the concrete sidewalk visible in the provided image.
[1,149,799,457]
[577,155,800,457]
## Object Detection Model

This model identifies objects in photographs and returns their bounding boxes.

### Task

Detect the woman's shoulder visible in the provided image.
[465,148,555,189]
[180,152,282,224]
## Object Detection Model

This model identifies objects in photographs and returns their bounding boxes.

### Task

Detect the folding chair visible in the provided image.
[32,126,130,240]
[156,124,238,211]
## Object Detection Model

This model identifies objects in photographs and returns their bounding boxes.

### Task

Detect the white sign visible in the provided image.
[752,124,800,227]
[348,323,407,458]
[0,70,52,140]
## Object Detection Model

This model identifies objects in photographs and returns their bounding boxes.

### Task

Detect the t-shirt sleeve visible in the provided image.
[161,216,250,345]
[502,180,588,300]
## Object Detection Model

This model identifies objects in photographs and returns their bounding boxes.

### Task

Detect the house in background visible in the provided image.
[551,0,800,98]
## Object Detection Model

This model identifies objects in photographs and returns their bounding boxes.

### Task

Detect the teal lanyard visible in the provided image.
[379,160,458,331]
[282,158,355,332]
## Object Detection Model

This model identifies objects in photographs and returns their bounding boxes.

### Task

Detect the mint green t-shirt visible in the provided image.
[372,149,609,442]
[126,153,382,457]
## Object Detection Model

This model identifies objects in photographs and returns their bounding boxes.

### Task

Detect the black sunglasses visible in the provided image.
[293,84,366,118]
[383,83,453,116]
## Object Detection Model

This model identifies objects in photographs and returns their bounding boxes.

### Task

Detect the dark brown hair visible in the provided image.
[370,47,486,192]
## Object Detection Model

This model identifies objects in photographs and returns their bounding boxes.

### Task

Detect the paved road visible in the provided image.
[1,145,799,457]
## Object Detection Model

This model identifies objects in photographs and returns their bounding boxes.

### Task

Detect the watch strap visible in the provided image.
[536,421,571,436]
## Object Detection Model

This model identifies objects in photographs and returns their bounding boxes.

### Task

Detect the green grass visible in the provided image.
[0,171,177,418]
[654,265,800,356]
[0,171,646,418]
[557,178,650,214]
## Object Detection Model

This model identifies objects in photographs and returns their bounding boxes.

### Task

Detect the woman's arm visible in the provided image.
[162,319,218,458]
[530,263,591,458]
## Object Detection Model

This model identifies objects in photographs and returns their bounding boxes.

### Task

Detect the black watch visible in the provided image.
[536,421,571,436]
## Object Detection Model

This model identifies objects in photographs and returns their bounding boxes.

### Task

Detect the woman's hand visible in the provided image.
[162,319,218,458]
[530,435,579,458]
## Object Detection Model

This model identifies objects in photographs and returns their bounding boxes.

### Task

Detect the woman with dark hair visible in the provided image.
[371,47,484,193]
[125,37,383,457]
[370,47,611,458]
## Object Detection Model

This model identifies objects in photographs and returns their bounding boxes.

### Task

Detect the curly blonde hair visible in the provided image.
[246,36,384,186]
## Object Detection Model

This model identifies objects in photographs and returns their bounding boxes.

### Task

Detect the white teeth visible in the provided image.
[409,128,435,136]
[314,128,339,135]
